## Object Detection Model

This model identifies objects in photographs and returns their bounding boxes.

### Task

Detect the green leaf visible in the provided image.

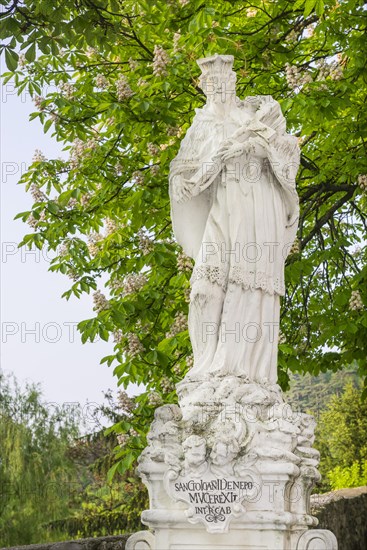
[5,48,18,71]
[44,118,53,133]
[48,201,60,214]
[315,0,324,16]
[25,42,36,62]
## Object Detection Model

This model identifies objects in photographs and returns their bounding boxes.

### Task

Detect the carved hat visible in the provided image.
[197,53,236,83]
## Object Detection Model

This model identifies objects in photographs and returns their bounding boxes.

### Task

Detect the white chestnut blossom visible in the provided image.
[93,290,110,312]
[87,232,103,257]
[117,433,129,446]
[173,363,182,375]
[278,331,286,344]
[289,239,301,255]
[58,242,70,257]
[349,290,363,311]
[148,391,163,406]
[160,376,174,393]
[116,75,133,101]
[358,174,367,192]
[138,229,154,255]
[105,217,117,235]
[59,82,75,100]
[67,197,78,208]
[316,59,330,80]
[117,390,135,412]
[177,251,193,273]
[110,279,124,294]
[80,193,91,206]
[246,7,258,17]
[67,268,79,282]
[113,329,124,344]
[316,59,343,82]
[123,273,147,295]
[153,45,169,77]
[167,126,179,136]
[330,63,343,81]
[95,74,109,89]
[285,63,312,89]
[30,183,46,203]
[27,213,38,229]
[186,354,194,368]
[166,311,188,338]
[128,57,138,71]
[86,47,97,59]
[18,53,27,68]
[133,170,145,185]
[127,332,144,357]
[147,143,160,156]
[69,138,97,169]
[33,149,46,162]
[184,286,191,303]
[173,33,181,53]
[33,96,45,110]
[150,165,160,176]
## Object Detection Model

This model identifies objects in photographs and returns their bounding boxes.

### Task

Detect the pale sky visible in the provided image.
[0,68,140,423]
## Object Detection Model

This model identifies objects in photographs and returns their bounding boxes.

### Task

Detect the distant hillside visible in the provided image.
[284,367,360,416]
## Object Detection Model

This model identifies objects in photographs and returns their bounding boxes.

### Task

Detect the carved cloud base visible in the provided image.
[126,377,338,550]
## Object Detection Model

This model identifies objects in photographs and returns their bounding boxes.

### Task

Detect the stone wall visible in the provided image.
[2,486,367,550]
[311,485,367,550]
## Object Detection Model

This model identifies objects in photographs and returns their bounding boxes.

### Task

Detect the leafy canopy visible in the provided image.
[1,0,367,473]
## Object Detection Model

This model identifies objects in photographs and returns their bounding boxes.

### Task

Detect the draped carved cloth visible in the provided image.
[169,95,300,297]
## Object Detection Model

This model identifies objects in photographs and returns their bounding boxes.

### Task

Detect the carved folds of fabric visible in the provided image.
[191,264,285,296]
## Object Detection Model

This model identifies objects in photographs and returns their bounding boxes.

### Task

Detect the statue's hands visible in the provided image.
[172,175,197,203]
[215,139,245,162]
[216,137,268,163]
[247,137,268,159]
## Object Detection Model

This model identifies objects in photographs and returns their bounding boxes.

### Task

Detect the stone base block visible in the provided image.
[126,378,338,550]
[127,528,338,550]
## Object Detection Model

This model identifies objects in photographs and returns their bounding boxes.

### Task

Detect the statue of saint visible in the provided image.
[169,54,300,384]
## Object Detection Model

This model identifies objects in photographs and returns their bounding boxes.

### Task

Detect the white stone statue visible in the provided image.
[169,54,300,384]
[127,54,338,550]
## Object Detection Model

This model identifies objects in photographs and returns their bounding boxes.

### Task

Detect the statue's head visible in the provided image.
[197,54,237,100]
[183,434,207,467]
[210,437,239,467]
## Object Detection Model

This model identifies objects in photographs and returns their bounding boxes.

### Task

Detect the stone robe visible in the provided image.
[169,95,300,384]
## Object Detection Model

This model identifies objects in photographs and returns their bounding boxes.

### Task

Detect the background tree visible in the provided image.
[1,0,366,475]
[50,389,148,538]
[0,373,80,545]
[316,381,367,491]
[0,374,147,545]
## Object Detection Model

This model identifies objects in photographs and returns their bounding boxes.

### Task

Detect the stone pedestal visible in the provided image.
[126,377,338,549]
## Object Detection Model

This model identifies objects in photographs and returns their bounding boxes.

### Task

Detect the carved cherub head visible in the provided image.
[210,437,240,467]
[182,434,207,468]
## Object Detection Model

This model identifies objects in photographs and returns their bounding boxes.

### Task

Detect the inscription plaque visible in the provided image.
[166,470,256,533]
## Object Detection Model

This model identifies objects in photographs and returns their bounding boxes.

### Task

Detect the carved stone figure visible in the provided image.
[210,437,239,476]
[169,54,300,384]
[127,54,338,550]
[182,435,208,477]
